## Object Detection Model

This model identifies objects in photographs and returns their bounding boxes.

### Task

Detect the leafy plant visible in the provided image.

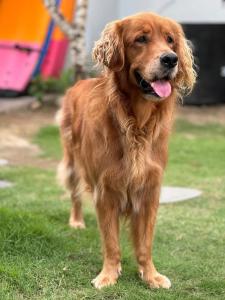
[28,69,74,102]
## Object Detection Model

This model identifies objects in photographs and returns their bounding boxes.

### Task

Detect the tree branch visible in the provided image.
[43,0,89,80]
[43,0,76,39]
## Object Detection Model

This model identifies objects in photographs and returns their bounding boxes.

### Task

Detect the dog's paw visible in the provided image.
[91,273,117,289]
[91,266,121,289]
[69,219,86,229]
[140,270,171,289]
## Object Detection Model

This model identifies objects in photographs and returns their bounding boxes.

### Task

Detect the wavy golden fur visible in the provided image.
[58,12,196,289]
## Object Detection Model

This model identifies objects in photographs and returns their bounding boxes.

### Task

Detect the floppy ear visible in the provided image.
[177,27,197,95]
[92,21,124,71]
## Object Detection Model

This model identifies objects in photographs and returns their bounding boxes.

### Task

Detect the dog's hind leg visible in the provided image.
[69,190,85,229]
[57,154,85,229]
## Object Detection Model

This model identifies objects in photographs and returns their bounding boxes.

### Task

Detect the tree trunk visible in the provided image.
[43,0,89,81]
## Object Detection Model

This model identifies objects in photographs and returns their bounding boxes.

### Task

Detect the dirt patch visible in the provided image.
[0,106,59,169]
[176,104,225,125]
[0,106,57,138]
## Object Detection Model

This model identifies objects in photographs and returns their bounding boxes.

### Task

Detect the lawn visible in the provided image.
[0,119,225,299]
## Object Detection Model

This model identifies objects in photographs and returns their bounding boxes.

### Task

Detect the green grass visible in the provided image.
[1,119,225,299]
[34,126,61,160]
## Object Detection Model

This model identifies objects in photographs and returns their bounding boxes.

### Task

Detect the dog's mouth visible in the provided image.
[134,70,172,99]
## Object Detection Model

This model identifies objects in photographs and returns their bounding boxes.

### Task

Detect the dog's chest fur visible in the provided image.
[124,115,161,175]
[111,114,163,212]
[108,99,164,189]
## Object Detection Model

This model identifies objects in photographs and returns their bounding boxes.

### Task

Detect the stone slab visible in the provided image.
[0,180,13,189]
[160,186,202,204]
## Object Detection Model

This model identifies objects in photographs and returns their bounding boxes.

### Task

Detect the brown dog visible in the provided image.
[58,12,196,289]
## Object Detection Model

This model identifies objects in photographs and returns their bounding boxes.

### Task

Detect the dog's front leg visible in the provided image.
[92,188,121,289]
[131,181,171,289]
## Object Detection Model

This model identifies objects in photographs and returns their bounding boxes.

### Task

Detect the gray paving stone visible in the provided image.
[160,186,202,204]
[0,180,13,189]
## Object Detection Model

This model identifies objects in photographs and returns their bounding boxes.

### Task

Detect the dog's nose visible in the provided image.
[160,53,178,69]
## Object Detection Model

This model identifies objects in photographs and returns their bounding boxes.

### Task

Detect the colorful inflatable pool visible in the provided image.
[0,0,75,94]
[41,0,76,78]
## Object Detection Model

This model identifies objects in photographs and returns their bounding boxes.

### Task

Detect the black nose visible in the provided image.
[160,53,178,69]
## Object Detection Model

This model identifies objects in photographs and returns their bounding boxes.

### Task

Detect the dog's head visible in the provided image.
[93,13,196,101]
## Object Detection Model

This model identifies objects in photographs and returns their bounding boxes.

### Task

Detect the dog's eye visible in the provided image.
[167,35,174,44]
[135,35,148,44]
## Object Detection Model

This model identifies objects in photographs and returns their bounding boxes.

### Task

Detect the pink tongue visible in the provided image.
[151,80,171,98]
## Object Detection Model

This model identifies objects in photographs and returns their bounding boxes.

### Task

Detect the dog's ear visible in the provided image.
[176,27,197,95]
[92,21,124,71]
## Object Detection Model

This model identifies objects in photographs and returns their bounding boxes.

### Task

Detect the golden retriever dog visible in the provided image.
[58,12,196,289]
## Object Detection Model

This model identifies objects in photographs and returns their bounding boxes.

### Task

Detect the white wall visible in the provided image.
[85,0,119,52]
[85,0,225,53]
[164,0,225,23]
[119,0,225,22]
[119,0,152,17]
